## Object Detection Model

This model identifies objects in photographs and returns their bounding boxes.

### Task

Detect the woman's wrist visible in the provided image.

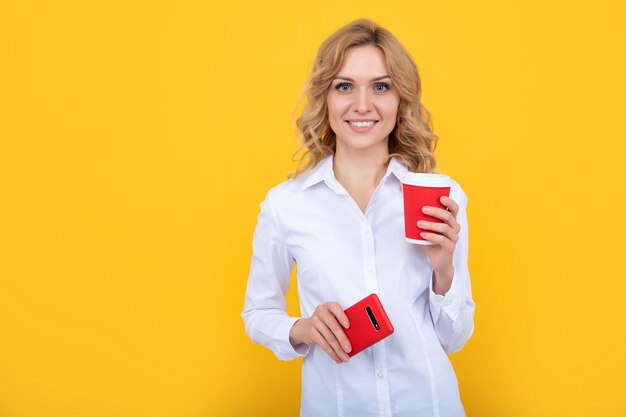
[289,318,304,347]
[432,267,455,295]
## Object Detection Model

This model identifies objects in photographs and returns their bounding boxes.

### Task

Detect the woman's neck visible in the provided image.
[332,144,390,190]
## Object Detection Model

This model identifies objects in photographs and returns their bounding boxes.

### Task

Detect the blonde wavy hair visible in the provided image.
[289,18,439,179]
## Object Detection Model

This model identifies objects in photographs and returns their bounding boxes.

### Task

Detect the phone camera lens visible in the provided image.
[365,306,380,332]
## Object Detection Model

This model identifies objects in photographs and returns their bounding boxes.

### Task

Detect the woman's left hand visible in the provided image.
[417,196,461,280]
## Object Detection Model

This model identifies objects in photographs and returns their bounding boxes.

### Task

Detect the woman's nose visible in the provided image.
[354,88,372,112]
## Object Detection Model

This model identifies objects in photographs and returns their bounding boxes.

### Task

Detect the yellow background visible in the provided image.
[1,0,625,416]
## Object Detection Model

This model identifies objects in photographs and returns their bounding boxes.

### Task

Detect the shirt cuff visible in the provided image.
[277,317,311,360]
[429,268,464,325]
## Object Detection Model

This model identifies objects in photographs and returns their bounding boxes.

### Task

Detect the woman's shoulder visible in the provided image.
[448,177,469,206]
[265,178,299,199]
[264,158,329,201]
[262,172,312,206]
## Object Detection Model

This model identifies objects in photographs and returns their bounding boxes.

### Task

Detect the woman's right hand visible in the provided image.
[289,302,352,364]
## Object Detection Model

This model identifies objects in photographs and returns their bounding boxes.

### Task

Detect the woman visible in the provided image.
[241,18,475,417]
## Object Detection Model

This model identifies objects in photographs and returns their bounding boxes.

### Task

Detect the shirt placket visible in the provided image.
[360,201,393,417]
[329,173,395,417]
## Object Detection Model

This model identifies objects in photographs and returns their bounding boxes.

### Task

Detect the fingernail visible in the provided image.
[342,354,350,362]
[422,206,430,213]
[343,321,349,328]
[417,221,425,227]
[344,344,351,353]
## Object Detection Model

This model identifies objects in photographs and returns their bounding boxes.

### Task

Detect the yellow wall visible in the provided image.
[1,1,625,416]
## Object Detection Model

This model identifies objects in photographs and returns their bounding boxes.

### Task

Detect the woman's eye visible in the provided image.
[334,83,390,93]
[375,83,390,92]
[336,84,351,92]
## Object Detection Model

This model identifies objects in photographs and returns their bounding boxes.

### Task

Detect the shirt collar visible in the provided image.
[301,154,409,191]
[301,154,333,190]
[387,156,409,182]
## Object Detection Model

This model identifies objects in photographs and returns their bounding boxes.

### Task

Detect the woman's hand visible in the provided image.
[289,302,352,364]
[418,196,461,291]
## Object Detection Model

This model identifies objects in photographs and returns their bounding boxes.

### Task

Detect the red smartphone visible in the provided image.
[343,293,394,357]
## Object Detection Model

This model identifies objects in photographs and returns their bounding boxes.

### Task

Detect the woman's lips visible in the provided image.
[346,120,378,133]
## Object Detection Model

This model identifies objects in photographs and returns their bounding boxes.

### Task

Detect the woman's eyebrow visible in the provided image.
[333,75,391,82]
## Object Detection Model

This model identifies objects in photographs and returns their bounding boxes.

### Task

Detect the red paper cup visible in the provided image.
[402,173,452,245]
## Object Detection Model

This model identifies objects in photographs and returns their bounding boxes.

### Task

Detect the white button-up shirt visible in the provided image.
[242,154,475,417]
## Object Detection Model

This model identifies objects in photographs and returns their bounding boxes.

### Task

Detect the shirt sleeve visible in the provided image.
[428,183,476,354]
[241,188,311,361]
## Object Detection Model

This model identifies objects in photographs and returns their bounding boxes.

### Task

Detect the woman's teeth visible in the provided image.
[349,121,377,127]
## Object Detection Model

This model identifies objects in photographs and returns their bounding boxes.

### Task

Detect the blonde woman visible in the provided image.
[242,18,475,417]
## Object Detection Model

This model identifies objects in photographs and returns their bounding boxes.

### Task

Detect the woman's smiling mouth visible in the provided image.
[346,120,379,132]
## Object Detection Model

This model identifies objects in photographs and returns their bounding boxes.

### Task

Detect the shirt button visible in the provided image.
[377,372,383,379]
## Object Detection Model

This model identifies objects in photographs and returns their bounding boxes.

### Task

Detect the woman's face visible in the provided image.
[327,44,401,155]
